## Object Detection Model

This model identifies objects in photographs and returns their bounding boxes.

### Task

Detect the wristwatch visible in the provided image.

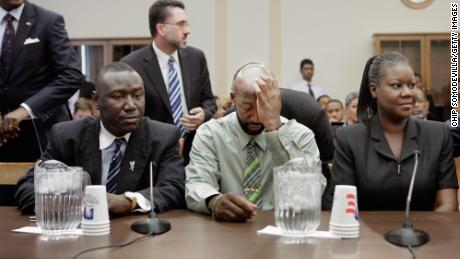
[124,192,138,210]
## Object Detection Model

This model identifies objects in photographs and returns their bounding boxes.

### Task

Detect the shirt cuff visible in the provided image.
[20,103,36,119]
[133,192,151,213]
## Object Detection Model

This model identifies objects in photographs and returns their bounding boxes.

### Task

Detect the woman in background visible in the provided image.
[332,51,458,211]
[344,91,358,125]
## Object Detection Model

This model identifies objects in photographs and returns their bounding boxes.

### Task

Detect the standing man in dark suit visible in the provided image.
[121,0,216,164]
[15,62,185,215]
[0,0,82,162]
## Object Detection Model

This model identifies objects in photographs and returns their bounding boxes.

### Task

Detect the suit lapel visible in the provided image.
[116,119,148,194]
[143,47,173,116]
[178,48,191,108]
[79,118,102,185]
[369,116,395,161]
[400,118,418,162]
[8,2,36,77]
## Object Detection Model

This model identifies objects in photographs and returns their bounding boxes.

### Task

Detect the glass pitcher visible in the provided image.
[273,157,322,235]
[34,160,90,234]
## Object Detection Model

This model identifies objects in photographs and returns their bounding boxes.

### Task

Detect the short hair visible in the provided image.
[300,59,314,69]
[357,51,409,121]
[149,0,185,37]
[74,98,93,113]
[316,94,330,102]
[345,91,359,107]
[231,63,275,93]
[95,62,139,91]
[326,99,344,109]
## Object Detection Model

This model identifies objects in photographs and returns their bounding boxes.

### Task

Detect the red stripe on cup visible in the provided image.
[348,201,355,206]
[346,194,355,199]
[346,208,355,214]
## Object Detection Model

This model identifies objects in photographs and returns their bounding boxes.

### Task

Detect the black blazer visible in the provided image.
[121,45,215,164]
[332,116,458,210]
[120,45,216,124]
[0,1,82,122]
[15,117,186,214]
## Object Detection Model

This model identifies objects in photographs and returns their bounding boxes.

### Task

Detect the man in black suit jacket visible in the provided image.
[15,63,185,215]
[121,0,216,164]
[0,0,82,162]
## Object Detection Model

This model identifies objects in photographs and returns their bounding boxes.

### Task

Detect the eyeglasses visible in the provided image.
[162,21,190,28]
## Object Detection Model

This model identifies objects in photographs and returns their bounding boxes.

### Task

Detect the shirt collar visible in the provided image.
[152,40,179,66]
[99,121,131,150]
[229,112,267,152]
[0,3,25,23]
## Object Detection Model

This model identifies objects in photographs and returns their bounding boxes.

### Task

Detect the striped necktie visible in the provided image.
[243,138,262,208]
[106,138,126,193]
[1,14,15,71]
[167,57,185,135]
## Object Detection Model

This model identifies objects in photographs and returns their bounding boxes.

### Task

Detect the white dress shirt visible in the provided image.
[99,122,150,212]
[0,3,24,51]
[151,41,188,115]
[288,79,326,100]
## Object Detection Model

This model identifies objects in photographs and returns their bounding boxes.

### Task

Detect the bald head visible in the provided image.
[231,63,275,97]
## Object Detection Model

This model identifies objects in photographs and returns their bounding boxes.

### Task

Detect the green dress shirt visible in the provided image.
[185,112,324,214]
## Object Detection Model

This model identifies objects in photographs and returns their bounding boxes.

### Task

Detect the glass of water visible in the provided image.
[273,157,322,235]
[34,160,90,234]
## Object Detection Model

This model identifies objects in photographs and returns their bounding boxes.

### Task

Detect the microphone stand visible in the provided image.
[384,151,429,247]
[131,162,171,235]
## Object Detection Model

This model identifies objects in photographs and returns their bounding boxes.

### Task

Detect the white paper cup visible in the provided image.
[82,185,110,224]
[81,223,110,229]
[329,222,360,228]
[82,227,110,232]
[82,230,110,236]
[330,185,359,226]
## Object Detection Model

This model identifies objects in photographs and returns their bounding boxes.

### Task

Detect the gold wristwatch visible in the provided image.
[124,192,138,210]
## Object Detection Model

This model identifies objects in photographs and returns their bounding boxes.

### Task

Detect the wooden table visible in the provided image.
[1,207,459,259]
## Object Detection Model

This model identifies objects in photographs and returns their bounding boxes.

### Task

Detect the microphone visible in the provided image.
[384,150,429,247]
[131,161,171,235]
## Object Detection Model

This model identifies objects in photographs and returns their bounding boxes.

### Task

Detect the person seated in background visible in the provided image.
[73,98,95,120]
[344,91,359,126]
[15,63,186,215]
[317,94,331,109]
[212,96,226,119]
[412,87,430,120]
[185,63,324,222]
[332,51,458,212]
[325,99,344,124]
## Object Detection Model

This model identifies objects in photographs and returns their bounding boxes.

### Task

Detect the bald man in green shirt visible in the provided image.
[185,63,324,222]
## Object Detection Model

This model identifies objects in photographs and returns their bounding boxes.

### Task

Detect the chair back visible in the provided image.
[0,162,34,206]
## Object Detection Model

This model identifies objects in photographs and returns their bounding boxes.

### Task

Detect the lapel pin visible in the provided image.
[129,161,135,172]
[26,22,32,26]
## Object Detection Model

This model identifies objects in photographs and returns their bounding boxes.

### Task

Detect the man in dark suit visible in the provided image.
[279,88,335,209]
[121,0,216,164]
[15,63,185,215]
[0,0,82,162]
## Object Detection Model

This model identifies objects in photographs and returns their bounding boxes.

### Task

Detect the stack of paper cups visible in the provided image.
[329,185,359,238]
[81,185,110,236]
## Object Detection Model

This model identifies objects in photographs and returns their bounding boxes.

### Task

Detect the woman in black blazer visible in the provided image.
[332,51,458,211]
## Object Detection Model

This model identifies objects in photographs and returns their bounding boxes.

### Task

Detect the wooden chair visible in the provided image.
[0,162,34,206]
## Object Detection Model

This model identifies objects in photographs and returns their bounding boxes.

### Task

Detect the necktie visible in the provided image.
[106,138,126,193]
[167,57,185,135]
[243,138,262,208]
[1,14,15,70]
[307,83,315,99]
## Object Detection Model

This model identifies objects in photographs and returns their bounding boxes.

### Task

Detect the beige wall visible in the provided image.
[34,0,451,101]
